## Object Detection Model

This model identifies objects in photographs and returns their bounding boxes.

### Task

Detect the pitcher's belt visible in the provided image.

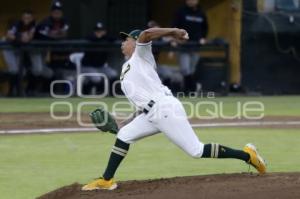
[143,100,155,114]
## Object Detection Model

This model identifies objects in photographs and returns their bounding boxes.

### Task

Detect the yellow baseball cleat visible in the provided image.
[243,143,266,174]
[82,178,117,191]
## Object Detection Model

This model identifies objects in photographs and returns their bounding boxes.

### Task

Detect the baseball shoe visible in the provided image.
[82,178,117,191]
[243,143,266,174]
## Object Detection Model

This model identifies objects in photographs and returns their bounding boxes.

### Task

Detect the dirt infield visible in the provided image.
[2,113,300,130]
[37,173,300,199]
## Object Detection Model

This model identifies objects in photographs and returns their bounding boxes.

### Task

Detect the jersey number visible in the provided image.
[120,64,131,81]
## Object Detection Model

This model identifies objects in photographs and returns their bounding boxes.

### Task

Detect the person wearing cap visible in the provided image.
[35,1,69,40]
[80,22,118,94]
[82,27,266,191]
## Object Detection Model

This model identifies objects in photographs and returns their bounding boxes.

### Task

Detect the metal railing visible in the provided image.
[0,40,229,52]
[0,40,230,96]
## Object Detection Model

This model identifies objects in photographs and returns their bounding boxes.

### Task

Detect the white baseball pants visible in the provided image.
[117,95,204,158]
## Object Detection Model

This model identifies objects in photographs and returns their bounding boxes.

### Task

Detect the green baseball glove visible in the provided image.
[90,108,119,134]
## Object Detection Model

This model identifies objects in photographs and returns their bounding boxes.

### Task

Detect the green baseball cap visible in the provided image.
[120,29,142,40]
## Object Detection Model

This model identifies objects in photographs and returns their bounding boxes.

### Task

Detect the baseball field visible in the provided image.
[1,96,300,199]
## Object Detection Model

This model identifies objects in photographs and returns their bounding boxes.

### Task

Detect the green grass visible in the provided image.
[1,96,300,116]
[0,128,299,199]
[0,96,300,199]
[0,128,300,199]
[0,97,124,113]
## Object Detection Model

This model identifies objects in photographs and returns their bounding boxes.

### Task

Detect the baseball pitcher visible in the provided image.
[82,28,266,191]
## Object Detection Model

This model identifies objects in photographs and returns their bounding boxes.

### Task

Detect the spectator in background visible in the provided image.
[173,0,208,93]
[2,10,45,96]
[35,1,69,40]
[81,22,118,95]
[35,1,69,91]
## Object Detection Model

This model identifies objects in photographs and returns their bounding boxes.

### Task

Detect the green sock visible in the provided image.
[103,138,130,180]
[201,143,250,162]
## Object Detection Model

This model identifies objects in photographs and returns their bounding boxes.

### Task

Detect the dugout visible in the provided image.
[0,0,299,95]
[0,0,240,95]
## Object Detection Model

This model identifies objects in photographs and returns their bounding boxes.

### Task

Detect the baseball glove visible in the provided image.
[90,108,119,134]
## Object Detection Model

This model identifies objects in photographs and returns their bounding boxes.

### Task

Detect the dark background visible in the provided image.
[241,1,300,94]
[62,0,148,38]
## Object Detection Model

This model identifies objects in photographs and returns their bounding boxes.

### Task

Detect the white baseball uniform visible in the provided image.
[118,41,204,158]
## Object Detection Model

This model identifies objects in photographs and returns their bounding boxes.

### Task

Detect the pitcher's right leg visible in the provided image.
[155,97,205,158]
[155,97,266,174]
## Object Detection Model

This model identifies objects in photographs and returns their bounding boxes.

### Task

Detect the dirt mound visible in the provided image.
[37,173,300,199]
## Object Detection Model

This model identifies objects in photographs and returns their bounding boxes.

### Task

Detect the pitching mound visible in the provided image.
[37,173,300,199]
